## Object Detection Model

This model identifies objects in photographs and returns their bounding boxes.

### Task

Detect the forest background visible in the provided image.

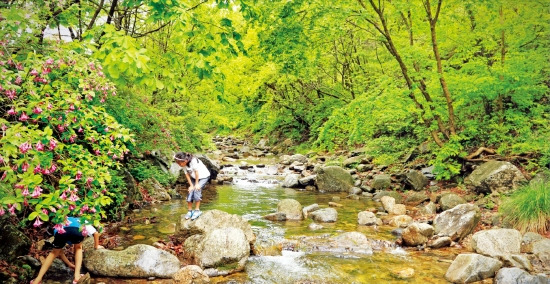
[0,0,549,228]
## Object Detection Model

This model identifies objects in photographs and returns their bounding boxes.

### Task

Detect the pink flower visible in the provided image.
[49,206,56,213]
[69,193,79,202]
[35,141,44,151]
[69,104,75,111]
[16,63,23,70]
[47,103,53,110]
[21,187,30,196]
[60,191,67,200]
[69,135,76,143]
[110,135,114,141]
[30,69,39,76]
[90,207,96,213]
[45,58,54,65]
[43,168,50,175]
[54,224,66,234]
[42,209,48,215]
[78,126,83,133]
[104,127,109,132]
[86,177,93,187]
[19,113,29,121]
[50,164,57,172]
[14,76,22,85]
[0,208,5,216]
[94,149,100,155]
[0,155,3,163]
[1,124,7,131]
[82,204,89,211]
[81,226,88,236]
[57,124,65,132]
[69,204,76,210]
[19,141,32,154]
[21,162,29,172]
[33,218,43,227]
[8,204,16,215]
[88,62,95,70]
[33,164,42,174]
[0,171,6,181]
[5,89,16,99]
[49,139,57,150]
[7,108,16,115]
[75,171,82,180]
[32,186,43,198]
[33,107,43,114]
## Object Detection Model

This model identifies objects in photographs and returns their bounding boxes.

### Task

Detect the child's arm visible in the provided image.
[185,172,194,191]
[59,251,75,269]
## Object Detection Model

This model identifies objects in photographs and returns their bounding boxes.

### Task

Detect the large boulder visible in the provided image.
[310,208,338,223]
[495,267,550,284]
[380,196,395,213]
[281,174,300,188]
[277,199,303,220]
[302,203,320,219]
[173,265,210,284]
[184,227,249,275]
[401,223,434,247]
[531,238,550,270]
[465,160,526,194]
[405,170,429,191]
[315,166,354,192]
[281,154,308,165]
[445,253,503,283]
[141,178,171,201]
[388,215,413,228]
[0,217,31,262]
[293,232,374,255]
[404,192,430,206]
[471,229,522,257]
[178,210,255,245]
[371,174,391,190]
[196,154,220,181]
[434,204,480,241]
[83,244,180,278]
[438,193,466,211]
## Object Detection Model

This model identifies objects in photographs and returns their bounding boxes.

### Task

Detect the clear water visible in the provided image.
[107,161,457,284]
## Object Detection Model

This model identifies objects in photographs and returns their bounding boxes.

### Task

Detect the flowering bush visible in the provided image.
[0,48,133,229]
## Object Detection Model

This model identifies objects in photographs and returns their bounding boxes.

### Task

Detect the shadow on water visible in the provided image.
[99,162,456,284]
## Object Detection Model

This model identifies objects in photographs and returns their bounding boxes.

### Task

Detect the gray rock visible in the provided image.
[372,174,391,190]
[343,156,363,168]
[495,267,550,284]
[263,212,286,221]
[497,254,532,271]
[420,202,437,215]
[141,178,171,201]
[277,199,303,220]
[428,236,452,249]
[521,232,544,253]
[315,166,354,192]
[83,244,180,278]
[405,170,429,191]
[185,227,249,272]
[421,166,435,179]
[445,253,503,283]
[434,204,480,241]
[298,175,316,186]
[0,217,31,262]
[302,204,320,219]
[465,160,527,194]
[281,174,301,188]
[349,187,363,195]
[381,196,396,213]
[404,192,429,206]
[529,171,550,186]
[402,223,434,247]
[310,208,338,223]
[308,223,324,230]
[438,193,466,211]
[531,239,550,270]
[373,190,403,203]
[471,229,522,257]
[282,154,308,165]
[173,265,210,284]
[356,164,373,172]
[358,211,379,226]
[44,258,73,282]
[388,215,413,228]
[178,210,255,245]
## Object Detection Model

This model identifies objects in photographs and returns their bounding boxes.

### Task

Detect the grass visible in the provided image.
[499,180,550,234]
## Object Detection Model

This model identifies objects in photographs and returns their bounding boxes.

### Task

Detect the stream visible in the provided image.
[95,157,459,283]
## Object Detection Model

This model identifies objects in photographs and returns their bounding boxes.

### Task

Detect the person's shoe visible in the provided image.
[76,273,90,284]
[185,210,194,220]
[191,210,202,220]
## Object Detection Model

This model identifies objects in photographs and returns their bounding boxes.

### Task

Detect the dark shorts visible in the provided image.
[52,227,84,248]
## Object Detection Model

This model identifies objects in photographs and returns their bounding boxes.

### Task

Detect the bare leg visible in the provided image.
[73,243,83,281]
[187,201,192,211]
[33,248,62,283]
[195,201,201,211]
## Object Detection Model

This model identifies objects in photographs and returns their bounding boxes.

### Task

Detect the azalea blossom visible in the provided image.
[1,124,7,131]
[0,208,5,216]
[57,124,65,132]
[49,139,57,150]
[7,108,16,115]
[6,89,16,99]
[14,76,22,85]
[69,204,76,210]
[21,187,30,196]
[47,103,53,110]
[33,107,43,114]
[45,58,54,65]
[30,69,39,76]
[75,170,82,180]
[35,141,44,151]
[0,155,4,164]
[19,141,32,154]
[50,164,57,172]
[54,223,66,234]
[33,164,42,174]
[60,191,67,200]
[19,113,29,121]
[42,209,48,215]
[33,218,43,227]
[69,193,79,202]
[78,126,83,133]
[90,207,96,213]
[8,204,16,215]
[32,186,43,198]
[86,177,93,187]
[81,226,88,236]
[0,171,6,181]
[21,162,29,172]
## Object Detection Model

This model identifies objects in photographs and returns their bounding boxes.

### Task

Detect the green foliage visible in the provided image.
[128,160,174,186]
[102,169,127,221]
[499,181,550,234]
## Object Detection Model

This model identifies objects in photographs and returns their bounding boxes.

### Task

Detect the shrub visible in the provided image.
[128,160,174,186]
[499,181,550,234]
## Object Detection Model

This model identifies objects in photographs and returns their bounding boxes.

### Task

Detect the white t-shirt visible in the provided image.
[185,158,210,180]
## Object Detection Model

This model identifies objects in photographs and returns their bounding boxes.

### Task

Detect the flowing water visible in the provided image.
[102,158,458,284]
